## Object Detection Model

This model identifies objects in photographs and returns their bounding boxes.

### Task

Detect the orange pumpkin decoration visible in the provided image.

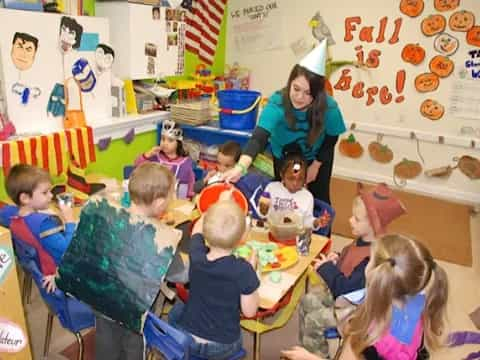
[399,0,424,18]
[394,158,423,179]
[401,43,426,65]
[325,79,334,96]
[420,99,445,120]
[414,73,440,93]
[449,10,475,32]
[368,142,394,164]
[466,26,480,47]
[421,14,446,36]
[429,55,454,78]
[339,134,364,158]
[434,0,459,12]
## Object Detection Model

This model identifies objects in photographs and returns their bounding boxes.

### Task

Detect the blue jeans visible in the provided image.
[168,301,243,360]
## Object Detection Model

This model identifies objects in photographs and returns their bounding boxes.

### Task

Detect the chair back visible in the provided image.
[10,225,94,333]
[313,198,336,236]
[143,311,191,360]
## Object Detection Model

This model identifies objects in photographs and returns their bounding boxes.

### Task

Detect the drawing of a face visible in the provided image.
[72,58,96,92]
[433,33,459,56]
[95,44,115,72]
[11,32,38,71]
[448,10,475,32]
[420,99,444,120]
[59,16,83,53]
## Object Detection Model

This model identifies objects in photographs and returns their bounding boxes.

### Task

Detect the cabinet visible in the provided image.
[96,2,179,80]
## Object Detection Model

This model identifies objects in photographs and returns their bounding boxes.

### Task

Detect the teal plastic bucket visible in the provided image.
[217,90,261,130]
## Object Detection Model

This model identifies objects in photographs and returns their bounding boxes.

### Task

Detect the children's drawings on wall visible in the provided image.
[229,0,284,54]
[72,58,96,93]
[0,246,13,285]
[0,319,28,353]
[434,32,459,56]
[46,83,66,117]
[94,43,115,76]
[59,16,83,53]
[11,32,41,105]
[145,42,157,76]
[78,32,100,52]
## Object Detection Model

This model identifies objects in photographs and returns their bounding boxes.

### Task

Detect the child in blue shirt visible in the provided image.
[0,164,76,292]
[169,199,260,360]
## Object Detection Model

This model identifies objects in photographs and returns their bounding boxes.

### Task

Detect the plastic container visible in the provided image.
[217,90,261,130]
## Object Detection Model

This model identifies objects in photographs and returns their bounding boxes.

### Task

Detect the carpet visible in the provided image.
[330,177,473,266]
[60,329,95,360]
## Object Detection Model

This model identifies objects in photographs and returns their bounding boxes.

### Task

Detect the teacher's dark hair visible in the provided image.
[282,64,327,146]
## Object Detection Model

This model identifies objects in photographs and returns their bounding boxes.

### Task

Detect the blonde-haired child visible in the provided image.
[283,234,449,360]
[168,200,260,360]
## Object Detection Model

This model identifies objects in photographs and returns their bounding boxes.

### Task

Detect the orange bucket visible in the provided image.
[197,183,248,214]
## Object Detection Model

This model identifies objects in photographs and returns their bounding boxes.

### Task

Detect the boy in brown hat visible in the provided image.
[299,182,406,357]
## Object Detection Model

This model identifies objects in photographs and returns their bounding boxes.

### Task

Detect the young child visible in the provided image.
[168,200,260,359]
[299,182,406,357]
[259,153,329,230]
[135,119,195,199]
[283,234,449,360]
[194,140,241,193]
[0,164,75,292]
[96,162,175,360]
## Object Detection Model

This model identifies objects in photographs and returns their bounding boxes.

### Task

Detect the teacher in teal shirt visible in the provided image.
[223,40,346,205]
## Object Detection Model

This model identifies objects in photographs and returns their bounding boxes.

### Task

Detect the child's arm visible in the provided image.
[316,257,369,299]
[241,290,259,318]
[239,260,260,318]
[134,146,162,166]
[39,214,76,265]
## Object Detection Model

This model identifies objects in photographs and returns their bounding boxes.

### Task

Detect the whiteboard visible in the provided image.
[227,0,480,204]
[0,9,111,134]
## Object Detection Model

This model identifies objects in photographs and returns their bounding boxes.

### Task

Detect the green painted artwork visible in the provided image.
[58,198,181,333]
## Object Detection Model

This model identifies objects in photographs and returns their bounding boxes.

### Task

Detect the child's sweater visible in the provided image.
[135,151,195,199]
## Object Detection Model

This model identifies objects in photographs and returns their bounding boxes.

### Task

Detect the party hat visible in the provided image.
[299,39,327,76]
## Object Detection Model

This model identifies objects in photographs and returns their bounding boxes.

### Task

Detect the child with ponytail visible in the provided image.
[282,234,449,360]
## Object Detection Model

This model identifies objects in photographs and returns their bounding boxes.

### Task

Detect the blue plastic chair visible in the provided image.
[12,236,95,359]
[313,198,335,237]
[190,349,247,360]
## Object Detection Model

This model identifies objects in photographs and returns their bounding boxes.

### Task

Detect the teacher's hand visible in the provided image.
[306,160,322,184]
[221,166,243,183]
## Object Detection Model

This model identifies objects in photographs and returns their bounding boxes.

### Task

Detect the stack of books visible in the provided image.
[170,100,210,126]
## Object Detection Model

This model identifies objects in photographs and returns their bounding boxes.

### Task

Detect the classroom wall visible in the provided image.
[226,0,480,205]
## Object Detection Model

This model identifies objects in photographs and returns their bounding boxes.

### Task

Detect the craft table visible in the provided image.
[243,227,329,360]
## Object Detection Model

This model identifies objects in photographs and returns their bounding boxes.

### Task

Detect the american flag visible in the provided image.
[181,0,227,66]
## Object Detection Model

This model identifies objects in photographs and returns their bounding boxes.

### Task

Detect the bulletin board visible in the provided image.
[227,0,480,204]
[0,9,111,135]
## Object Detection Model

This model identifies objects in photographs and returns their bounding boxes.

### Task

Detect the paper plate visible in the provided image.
[263,246,298,273]
[197,183,248,214]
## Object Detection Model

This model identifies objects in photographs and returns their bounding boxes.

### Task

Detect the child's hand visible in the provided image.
[58,202,76,223]
[42,274,57,293]
[218,187,234,202]
[145,146,162,158]
[327,252,339,264]
[248,249,258,270]
[281,346,321,360]
[314,210,331,229]
[203,170,217,184]
[312,254,330,271]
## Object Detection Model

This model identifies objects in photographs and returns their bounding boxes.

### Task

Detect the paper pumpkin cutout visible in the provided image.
[11,32,38,71]
[400,0,424,17]
[457,155,480,180]
[58,197,182,333]
[401,43,425,65]
[414,73,439,93]
[434,0,459,12]
[429,55,454,78]
[339,134,364,158]
[368,141,394,163]
[466,26,480,47]
[420,99,445,120]
[421,14,446,36]
[448,10,475,32]
[394,158,423,179]
[434,33,459,56]
[59,16,83,53]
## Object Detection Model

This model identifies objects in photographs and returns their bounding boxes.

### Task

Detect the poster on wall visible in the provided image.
[229,0,285,54]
